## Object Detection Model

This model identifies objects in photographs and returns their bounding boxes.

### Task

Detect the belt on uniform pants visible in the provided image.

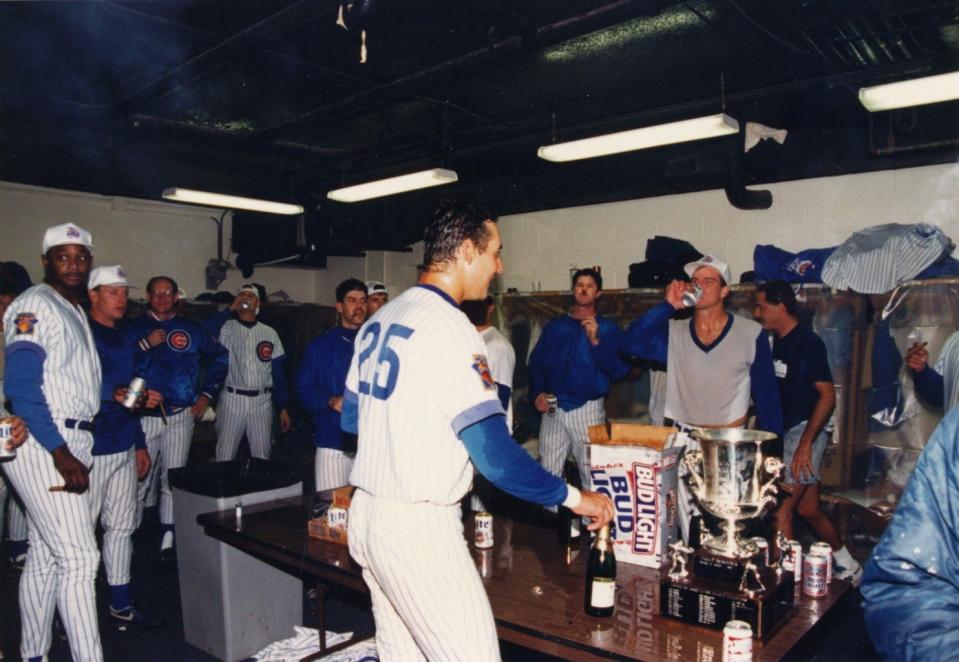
[65,418,95,432]
[226,386,272,397]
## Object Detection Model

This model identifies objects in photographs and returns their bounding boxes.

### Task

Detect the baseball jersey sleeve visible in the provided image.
[912,366,945,407]
[620,301,672,364]
[4,295,68,452]
[592,318,629,380]
[202,308,232,339]
[433,328,504,436]
[296,338,328,416]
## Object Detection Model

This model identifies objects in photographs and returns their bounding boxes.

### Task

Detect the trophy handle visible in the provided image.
[758,456,784,513]
[683,449,705,496]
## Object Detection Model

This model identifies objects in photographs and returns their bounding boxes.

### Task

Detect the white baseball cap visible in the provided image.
[684,254,732,284]
[88,265,136,290]
[239,284,260,299]
[366,280,388,295]
[42,223,94,254]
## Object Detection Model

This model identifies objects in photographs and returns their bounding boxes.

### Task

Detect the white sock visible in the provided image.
[160,530,175,551]
[833,545,855,568]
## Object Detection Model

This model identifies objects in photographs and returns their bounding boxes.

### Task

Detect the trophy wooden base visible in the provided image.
[691,549,764,586]
[660,568,795,641]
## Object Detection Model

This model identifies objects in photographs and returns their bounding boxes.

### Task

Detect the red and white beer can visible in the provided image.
[722,620,753,661]
[809,541,833,584]
[802,553,829,598]
[474,512,494,548]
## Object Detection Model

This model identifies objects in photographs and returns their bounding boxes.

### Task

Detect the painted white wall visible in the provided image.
[5,162,958,303]
[498,163,959,292]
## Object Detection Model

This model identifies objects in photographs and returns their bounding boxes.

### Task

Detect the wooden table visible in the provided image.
[198,498,851,661]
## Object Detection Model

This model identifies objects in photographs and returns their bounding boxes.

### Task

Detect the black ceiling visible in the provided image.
[2,1,958,259]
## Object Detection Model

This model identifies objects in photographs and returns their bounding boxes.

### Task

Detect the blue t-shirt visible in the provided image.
[772,324,833,430]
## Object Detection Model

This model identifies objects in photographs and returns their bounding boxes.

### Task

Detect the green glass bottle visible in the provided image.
[584,523,616,617]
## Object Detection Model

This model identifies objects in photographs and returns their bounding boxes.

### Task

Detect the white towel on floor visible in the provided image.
[253,626,378,661]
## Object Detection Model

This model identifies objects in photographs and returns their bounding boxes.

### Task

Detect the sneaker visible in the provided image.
[109,605,166,629]
[9,553,26,571]
[835,559,863,587]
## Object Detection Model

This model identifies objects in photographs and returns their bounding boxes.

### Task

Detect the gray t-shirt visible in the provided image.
[665,313,762,427]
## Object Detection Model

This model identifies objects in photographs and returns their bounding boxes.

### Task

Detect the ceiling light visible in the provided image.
[859,71,959,112]
[537,113,740,162]
[162,188,304,215]
[327,168,458,202]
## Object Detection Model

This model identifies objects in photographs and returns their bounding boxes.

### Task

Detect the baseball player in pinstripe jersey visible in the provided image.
[2,223,104,662]
[0,270,30,570]
[87,265,166,627]
[127,275,228,563]
[342,200,614,660]
[528,268,629,496]
[205,285,291,461]
[296,279,367,491]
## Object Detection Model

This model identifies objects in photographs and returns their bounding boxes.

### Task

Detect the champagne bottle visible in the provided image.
[584,523,616,617]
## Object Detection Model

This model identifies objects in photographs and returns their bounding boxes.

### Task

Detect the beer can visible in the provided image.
[750,536,769,566]
[802,553,829,598]
[681,284,703,308]
[122,377,147,410]
[474,512,494,548]
[783,539,802,576]
[810,542,833,584]
[722,620,753,661]
[545,394,558,416]
[0,418,15,460]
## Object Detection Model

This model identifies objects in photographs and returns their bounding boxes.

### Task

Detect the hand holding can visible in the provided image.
[0,417,16,460]
[681,284,703,308]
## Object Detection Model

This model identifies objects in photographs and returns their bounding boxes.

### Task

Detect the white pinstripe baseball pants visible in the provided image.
[140,409,195,527]
[88,448,137,586]
[2,437,103,662]
[0,471,29,544]
[538,398,605,493]
[349,490,500,661]
[215,391,273,461]
[314,447,354,492]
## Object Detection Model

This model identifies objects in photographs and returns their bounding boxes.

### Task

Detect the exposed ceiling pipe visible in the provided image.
[724,132,772,211]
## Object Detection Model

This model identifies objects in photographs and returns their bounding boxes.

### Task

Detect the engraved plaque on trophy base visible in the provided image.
[660,569,795,641]
[691,549,764,587]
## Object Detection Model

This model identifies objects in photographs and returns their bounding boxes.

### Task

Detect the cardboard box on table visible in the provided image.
[587,422,680,569]
[308,486,354,545]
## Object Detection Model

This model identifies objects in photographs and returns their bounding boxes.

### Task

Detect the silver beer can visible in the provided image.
[802,553,829,598]
[545,394,558,416]
[681,284,703,308]
[809,541,833,584]
[122,377,147,410]
[750,536,769,566]
[722,620,753,661]
[0,418,15,460]
[474,512,494,548]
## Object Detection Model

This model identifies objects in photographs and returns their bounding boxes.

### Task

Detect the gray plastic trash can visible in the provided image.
[169,459,303,661]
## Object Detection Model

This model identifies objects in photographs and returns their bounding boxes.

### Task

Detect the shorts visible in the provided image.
[783,421,828,485]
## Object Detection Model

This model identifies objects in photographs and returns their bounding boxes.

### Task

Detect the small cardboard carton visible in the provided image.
[307,486,354,546]
[588,421,680,569]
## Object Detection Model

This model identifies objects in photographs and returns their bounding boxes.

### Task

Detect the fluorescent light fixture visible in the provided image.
[537,113,740,162]
[859,71,959,112]
[327,168,458,202]
[162,188,303,215]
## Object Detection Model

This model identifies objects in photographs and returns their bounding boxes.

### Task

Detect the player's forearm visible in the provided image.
[270,357,290,408]
[200,342,229,395]
[460,414,568,506]
[912,366,945,407]
[802,389,835,444]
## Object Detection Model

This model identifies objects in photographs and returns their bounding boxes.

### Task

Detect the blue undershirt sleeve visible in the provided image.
[751,331,784,436]
[201,308,232,339]
[591,323,630,381]
[620,301,672,364]
[459,414,568,506]
[199,332,229,399]
[4,345,67,452]
[340,389,358,434]
[270,355,290,409]
[912,366,945,408]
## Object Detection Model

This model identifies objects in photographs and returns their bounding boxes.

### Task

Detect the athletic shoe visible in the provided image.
[109,605,166,629]
[835,559,863,587]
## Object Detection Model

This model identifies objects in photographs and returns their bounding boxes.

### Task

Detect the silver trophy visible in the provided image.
[683,428,782,558]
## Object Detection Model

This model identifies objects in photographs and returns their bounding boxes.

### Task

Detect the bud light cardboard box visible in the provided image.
[587,422,680,569]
